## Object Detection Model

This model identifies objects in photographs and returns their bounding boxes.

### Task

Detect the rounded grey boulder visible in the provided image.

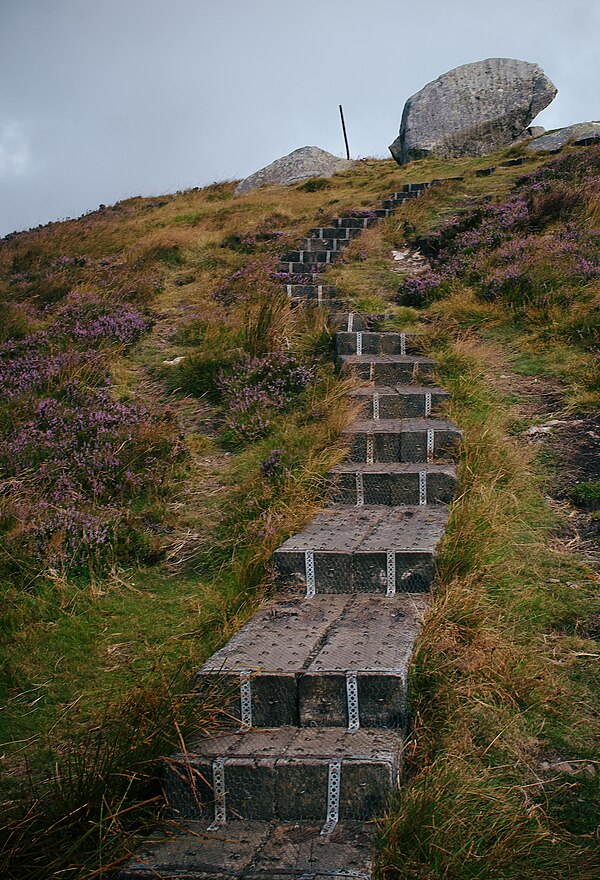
[525,121,600,152]
[390,58,557,165]
[235,146,353,196]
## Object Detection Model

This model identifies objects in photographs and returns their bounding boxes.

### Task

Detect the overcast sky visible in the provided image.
[1,0,599,236]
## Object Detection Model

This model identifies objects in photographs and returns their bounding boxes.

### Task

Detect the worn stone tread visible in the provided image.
[119,820,374,879]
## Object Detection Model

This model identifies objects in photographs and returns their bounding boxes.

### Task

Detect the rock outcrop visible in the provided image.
[235,146,353,196]
[389,58,557,165]
[525,121,600,152]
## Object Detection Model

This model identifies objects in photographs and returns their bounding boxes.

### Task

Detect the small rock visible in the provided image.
[163,356,186,366]
[235,146,353,196]
[526,121,600,152]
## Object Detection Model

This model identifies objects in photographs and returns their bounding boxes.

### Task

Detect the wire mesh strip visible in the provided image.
[317,285,323,306]
[286,284,293,297]
[239,672,253,728]
[366,433,374,464]
[419,470,427,506]
[372,392,380,420]
[427,428,435,463]
[424,392,432,417]
[369,361,375,382]
[305,550,316,598]
[355,471,364,506]
[320,759,342,836]
[347,312,354,332]
[346,671,360,731]
[386,551,396,597]
[400,332,406,356]
[356,331,363,356]
[207,758,226,829]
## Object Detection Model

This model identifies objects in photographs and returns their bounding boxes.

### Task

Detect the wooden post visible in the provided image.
[339,104,350,160]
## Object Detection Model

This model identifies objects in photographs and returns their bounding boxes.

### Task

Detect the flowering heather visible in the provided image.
[53,296,151,345]
[218,351,315,442]
[260,448,283,479]
[0,345,103,398]
[400,146,600,312]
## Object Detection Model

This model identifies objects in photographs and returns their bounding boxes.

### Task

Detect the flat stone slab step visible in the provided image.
[273,504,448,594]
[329,462,457,506]
[164,727,402,822]
[351,384,450,418]
[277,261,329,274]
[336,330,422,356]
[120,819,374,880]
[331,216,378,228]
[311,226,364,239]
[299,237,351,251]
[196,593,428,729]
[343,417,461,463]
[340,354,437,384]
[279,251,342,265]
[329,312,393,332]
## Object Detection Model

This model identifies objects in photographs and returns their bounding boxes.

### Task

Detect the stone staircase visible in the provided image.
[121,179,461,880]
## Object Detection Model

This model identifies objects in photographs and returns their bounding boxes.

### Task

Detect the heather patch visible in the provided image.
[399,146,600,332]
[218,351,315,444]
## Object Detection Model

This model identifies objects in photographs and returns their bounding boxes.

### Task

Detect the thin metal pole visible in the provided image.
[339,104,350,160]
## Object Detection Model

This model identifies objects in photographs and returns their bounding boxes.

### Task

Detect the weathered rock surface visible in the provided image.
[389,58,557,165]
[525,121,600,152]
[235,146,353,196]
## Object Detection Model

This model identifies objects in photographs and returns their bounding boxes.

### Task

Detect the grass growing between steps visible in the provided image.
[378,333,599,879]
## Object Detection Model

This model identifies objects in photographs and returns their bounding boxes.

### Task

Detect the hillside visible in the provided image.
[1,145,599,878]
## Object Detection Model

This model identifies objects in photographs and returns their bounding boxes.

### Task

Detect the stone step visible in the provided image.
[331,216,378,229]
[340,353,437,384]
[277,261,329,274]
[276,270,323,285]
[394,182,432,193]
[285,283,339,301]
[342,417,461,463]
[299,237,351,252]
[351,384,450,418]
[280,250,343,265]
[119,819,374,880]
[310,226,364,239]
[164,727,402,823]
[328,462,457,506]
[389,192,422,204]
[273,504,448,594]
[335,330,422,356]
[329,312,392,332]
[195,593,428,729]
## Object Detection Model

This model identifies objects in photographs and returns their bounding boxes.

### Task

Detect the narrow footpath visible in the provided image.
[122,179,462,880]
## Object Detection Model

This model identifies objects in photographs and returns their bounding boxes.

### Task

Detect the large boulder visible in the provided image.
[235,146,353,195]
[525,121,600,152]
[389,58,557,165]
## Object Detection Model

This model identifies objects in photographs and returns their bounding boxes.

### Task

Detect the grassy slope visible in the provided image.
[1,145,598,877]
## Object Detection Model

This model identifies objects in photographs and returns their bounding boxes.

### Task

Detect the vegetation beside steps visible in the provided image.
[1,145,598,877]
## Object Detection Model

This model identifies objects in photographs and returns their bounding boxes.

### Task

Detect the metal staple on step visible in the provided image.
[298,251,304,261]
[427,429,435,463]
[286,284,292,298]
[320,759,342,836]
[325,252,331,263]
[400,332,406,356]
[366,433,374,464]
[317,285,323,306]
[207,758,226,829]
[346,671,360,731]
[386,550,396,597]
[318,228,324,238]
[372,392,380,420]
[239,672,253,728]
[419,470,427,506]
[424,392,432,417]
[305,550,316,598]
[355,472,364,506]
[347,312,354,332]
[356,331,363,356]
